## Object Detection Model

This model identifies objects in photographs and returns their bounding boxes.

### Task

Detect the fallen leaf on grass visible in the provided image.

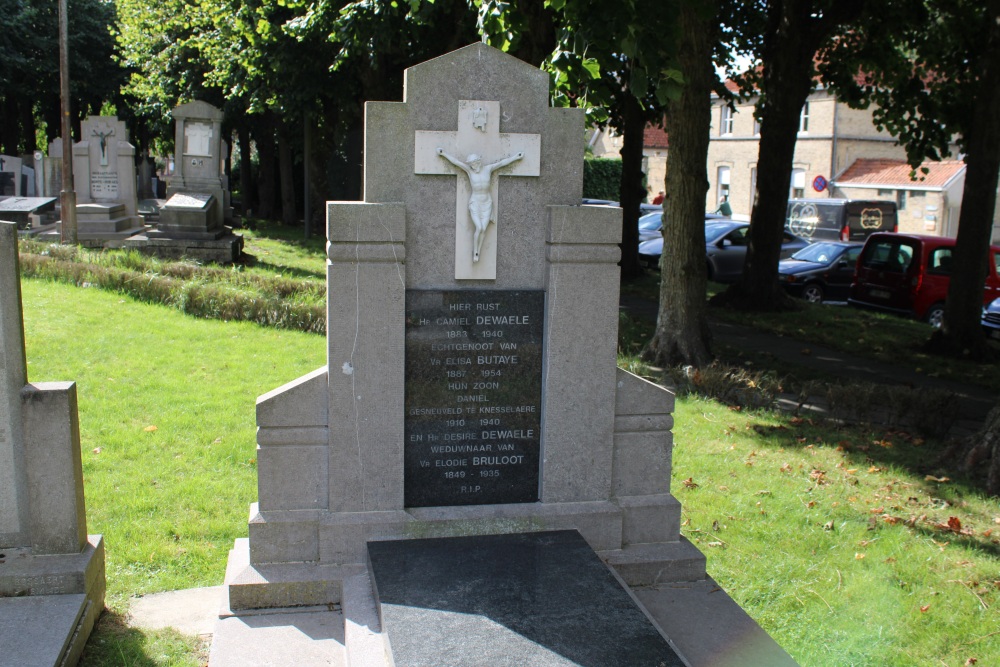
[920,604,931,613]
[682,477,699,489]
[707,541,724,548]
[948,517,963,532]
[855,553,866,560]
[965,659,977,666]
[92,447,101,454]
[823,521,835,531]
[144,425,158,432]
[925,475,950,483]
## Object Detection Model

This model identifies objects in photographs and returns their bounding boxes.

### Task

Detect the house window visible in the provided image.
[720,106,734,135]
[897,190,908,209]
[750,167,759,210]
[791,169,805,199]
[753,117,761,136]
[799,103,810,133]
[717,166,731,205]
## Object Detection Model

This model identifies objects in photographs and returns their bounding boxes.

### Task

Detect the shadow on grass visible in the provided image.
[237,252,326,281]
[744,412,999,551]
[79,608,207,667]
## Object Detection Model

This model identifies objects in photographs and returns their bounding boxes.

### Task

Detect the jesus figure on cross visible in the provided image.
[436,147,524,263]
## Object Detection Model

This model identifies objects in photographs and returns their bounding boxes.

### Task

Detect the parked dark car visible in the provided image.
[639,220,809,281]
[786,198,897,242]
[849,232,1000,327]
[777,242,863,303]
[982,298,1000,340]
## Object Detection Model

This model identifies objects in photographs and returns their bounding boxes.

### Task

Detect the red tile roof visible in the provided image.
[835,158,965,188]
[643,124,669,149]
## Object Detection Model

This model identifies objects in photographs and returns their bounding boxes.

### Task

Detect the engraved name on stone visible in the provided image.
[404,290,544,507]
[90,170,119,198]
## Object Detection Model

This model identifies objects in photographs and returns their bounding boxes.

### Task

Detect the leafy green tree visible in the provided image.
[820,0,1000,359]
[0,0,121,153]
[479,0,684,280]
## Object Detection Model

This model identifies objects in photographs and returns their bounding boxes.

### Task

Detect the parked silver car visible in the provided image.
[639,221,810,282]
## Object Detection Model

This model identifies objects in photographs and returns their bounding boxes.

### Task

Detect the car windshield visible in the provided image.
[638,213,662,232]
[790,242,844,264]
[705,222,742,243]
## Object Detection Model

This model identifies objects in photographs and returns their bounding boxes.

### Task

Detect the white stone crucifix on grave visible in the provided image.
[415,100,540,280]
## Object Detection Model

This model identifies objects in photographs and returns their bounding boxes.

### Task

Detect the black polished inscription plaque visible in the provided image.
[405,290,544,507]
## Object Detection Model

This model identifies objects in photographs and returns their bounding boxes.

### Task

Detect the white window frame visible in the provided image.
[720,106,734,136]
[791,169,806,199]
[717,166,731,205]
[799,103,810,133]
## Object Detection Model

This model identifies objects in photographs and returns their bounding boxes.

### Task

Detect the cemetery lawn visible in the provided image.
[18,259,998,666]
[20,277,325,666]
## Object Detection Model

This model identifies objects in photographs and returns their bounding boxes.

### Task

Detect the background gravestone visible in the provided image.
[135,100,243,262]
[224,43,705,614]
[68,115,145,242]
[0,154,23,196]
[0,221,106,667]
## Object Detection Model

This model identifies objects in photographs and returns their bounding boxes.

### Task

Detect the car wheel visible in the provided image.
[802,283,824,303]
[926,303,945,328]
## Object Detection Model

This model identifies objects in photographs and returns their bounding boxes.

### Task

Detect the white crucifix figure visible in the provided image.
[415,100,540,280]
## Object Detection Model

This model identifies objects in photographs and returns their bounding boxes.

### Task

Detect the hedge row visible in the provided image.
[18,252,326,334]
[582,157,622,201]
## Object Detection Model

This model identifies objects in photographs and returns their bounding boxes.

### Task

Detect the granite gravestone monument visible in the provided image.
[225,43,704,614]
[135,101,242,262]
[68,115,145,242]
[0,222,106,667]
[211,43,801,667]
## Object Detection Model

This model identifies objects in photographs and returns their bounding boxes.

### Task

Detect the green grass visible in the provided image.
[15,236,1000,665]
[21,279,325,665]
[673,398,1000,666]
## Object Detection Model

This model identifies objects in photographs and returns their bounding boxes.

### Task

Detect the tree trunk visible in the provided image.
[960,403,1000,495]
[237,123,255,216]
[723,4,816,311]
[277,118,297,226]
[619,92,646,282]
[643,0,715,368]
[255,112,278,220]
[930,4,1000,360]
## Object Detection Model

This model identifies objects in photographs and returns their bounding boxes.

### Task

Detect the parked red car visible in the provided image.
[848,233,1000,327]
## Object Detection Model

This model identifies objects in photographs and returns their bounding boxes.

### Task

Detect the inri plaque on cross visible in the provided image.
[415,101,540,280]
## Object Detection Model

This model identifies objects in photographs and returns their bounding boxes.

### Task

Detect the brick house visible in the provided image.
[587,123,669,202]
[708,85,1000,243]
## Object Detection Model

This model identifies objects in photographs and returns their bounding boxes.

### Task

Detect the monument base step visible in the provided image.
[0,535,105,597]
[0,536,106,667]
[599,536,707,586]
[223,538,366,611]
[123,231,243,263]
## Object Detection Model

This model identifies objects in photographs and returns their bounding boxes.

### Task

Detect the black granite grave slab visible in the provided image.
[367,531,687,667]
[404,289,544,507]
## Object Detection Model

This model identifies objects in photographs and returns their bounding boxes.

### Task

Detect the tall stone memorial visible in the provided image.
[218,44,795,666]
[70,115,145,242]
[0,222,106,666]
[137,100,242,262]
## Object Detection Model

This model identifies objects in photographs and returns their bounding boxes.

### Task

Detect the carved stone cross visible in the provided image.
[415,100,540,280]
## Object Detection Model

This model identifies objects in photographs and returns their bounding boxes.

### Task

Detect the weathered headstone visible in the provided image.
[68,115,145,242]
[0,196,59,232]
[135,101,242,262]
[0,221,106,667]
[0,155,23,196]
[214,44,796,667]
